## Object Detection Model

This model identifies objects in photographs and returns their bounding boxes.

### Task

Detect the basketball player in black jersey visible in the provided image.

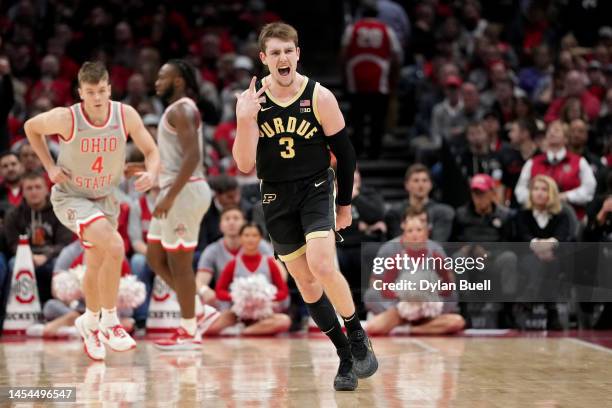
[234,22,377,391]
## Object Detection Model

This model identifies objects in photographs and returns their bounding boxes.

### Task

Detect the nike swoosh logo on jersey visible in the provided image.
[315,180,326,187]
[260,106,273,112]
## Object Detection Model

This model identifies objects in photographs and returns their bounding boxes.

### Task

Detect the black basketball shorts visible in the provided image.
[261,167,336,262]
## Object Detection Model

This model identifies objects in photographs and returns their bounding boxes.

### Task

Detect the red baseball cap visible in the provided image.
[470,174,495,192]
[444,75,463,87]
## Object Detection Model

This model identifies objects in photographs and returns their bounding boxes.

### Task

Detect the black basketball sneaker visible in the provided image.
[334,346,357,391]
[349,329,378,378]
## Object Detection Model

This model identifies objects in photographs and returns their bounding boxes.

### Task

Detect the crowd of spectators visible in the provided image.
[0,0,611,335]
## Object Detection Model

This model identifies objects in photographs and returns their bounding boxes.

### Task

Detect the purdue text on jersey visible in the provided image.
[255,77,330,182]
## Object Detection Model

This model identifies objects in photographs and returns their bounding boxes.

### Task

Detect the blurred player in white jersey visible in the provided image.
[24,61,160,361]
[141,59,215,350]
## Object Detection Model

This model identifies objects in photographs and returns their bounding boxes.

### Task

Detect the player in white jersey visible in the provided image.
[139,59,214,350]
[24,62,160,361]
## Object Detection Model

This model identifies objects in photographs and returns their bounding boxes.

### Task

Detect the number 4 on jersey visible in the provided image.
[91,156,104,174]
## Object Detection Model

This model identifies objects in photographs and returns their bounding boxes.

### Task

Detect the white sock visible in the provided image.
[84,309,100,331]
[100,307,120,328]
[195,296,203,317]
[181,318,197,336]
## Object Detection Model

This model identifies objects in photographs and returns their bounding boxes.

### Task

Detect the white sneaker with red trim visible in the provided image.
[154,327,202,351]
[75,315,106,361]
[197,304,221,335]
[99,325,137,352]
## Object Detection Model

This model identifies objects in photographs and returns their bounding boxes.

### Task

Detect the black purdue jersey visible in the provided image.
[255,76,330,182]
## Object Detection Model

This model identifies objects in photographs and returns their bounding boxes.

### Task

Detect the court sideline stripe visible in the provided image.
[565,338,612,355]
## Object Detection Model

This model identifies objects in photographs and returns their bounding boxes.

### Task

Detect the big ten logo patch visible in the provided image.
[300,99,311,113]
[152,277,171,302]
[263,194,277,204]
[12,270,36,304]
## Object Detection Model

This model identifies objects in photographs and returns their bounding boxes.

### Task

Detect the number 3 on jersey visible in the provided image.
[91,156,104,174]
[279,136,295,159]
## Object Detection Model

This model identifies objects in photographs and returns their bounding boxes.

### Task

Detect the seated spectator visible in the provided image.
[595,88,612,156]
[26,55,73,107]
[499,118,540,205]
[122,73,163,116]
[518,44,553,100]
[0,152,24,215]
[430,75,465,149]
[482,110,504,152]
[586,60,607,102]
[219,56,254,123]
[207,223,290,336]
[451,174,517,307]
[568,119,606,189]
[17,142,52,188]
[365,209,465,335]
[489,77,517,131]
[584,173,612,242]
[1,172,73,307]
[17,142,43,173]
[515,95,536,122]
[545,70,601,123]
[337,168,386,317]
[460,81,484,124]
[442,122,504,206]
[458,121,504,181]
[582,142,612,328]
[515,120,597,220]
[514,175,574,243]
[196,206,274,308]
[513,175,574,329]
[386,164,454,241]
[560,96,588,124]
[197,174,253,250]
[452,173,515,242]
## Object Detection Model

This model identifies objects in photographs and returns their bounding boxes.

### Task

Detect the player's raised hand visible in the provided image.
[235,76,269,120]
[48,165,71,184]
[134,171,156,192]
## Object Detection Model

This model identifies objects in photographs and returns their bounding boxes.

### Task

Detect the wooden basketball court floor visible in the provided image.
[1,334,612,407]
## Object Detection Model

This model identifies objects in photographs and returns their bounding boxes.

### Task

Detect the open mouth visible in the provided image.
[278,67,290,76]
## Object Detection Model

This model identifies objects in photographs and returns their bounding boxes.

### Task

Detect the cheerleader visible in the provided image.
[206,223,291,336]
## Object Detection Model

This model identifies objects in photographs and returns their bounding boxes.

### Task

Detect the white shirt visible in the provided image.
[532,209,551,229]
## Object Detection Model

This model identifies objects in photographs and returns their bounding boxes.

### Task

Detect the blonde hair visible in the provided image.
[526,175,561,214]
[258,22,298,52]
[78,61,109,86]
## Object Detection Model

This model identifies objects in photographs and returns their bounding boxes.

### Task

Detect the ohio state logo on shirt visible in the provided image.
[174,223,187,237]
[152,277,170,302]
[13,270,35,304]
